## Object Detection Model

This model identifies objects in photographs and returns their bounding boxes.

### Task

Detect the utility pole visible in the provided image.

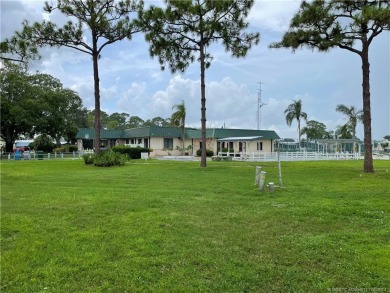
[257,82,267,130]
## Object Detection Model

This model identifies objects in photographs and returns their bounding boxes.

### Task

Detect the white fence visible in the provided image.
[2,150,93,160]
[217,151,362,162]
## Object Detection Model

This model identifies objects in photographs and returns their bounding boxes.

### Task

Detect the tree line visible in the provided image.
[283,99,367,145]
[1,0,389,171]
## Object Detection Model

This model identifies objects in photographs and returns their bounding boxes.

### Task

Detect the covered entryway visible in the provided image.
[216,136,264,159]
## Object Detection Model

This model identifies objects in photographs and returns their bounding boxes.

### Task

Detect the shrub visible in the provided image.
[222,148,234,153]
[30,134,55,153]
[93,150,128,167]
[53,147,66,153]
[68,145,78,152]
[111,146,150,159]
[83,154,95,165]
[196,149,214,157]
[51,145,78,153]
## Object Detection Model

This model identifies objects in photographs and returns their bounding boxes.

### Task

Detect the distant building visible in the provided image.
[76,126,280,157]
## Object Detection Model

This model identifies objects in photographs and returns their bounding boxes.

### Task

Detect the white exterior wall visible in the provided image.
[101,136,275,157]
[214,140,274,155]
[190,139,275,156]
[149,138,194,157]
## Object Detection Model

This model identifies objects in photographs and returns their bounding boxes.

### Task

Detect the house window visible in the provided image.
[257,142,263,151]
[130,138,135,144]
[138,138,142,144]
[126,139,130,144]
[164,138,173,149]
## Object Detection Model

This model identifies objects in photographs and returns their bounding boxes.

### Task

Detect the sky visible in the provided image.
[1,0,389,140]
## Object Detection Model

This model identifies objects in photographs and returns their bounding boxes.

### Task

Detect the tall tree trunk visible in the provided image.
[5,126,14,153]
[200,43,207,167]
[298,119,301,149]
[361,43,374,173]
[92,40,101,154]
[181,121,185,155]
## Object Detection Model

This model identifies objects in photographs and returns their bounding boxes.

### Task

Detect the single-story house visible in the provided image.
[76,126,280,158]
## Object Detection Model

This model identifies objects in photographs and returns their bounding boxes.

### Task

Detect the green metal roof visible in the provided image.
[217,136,263,142]
[77,127,280,140]
[148,126,182,138]
[207,128,280,140]
[122,127,151,138]
[76,128,124,139]
[123,126,184,138]
[185,128,202,139]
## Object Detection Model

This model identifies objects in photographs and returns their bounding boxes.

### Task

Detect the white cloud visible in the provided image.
[249,0,301,33]
[115,82,147,116]
[69,75,95,109]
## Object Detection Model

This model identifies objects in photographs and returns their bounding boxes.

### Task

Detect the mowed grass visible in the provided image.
[1,159,389,292]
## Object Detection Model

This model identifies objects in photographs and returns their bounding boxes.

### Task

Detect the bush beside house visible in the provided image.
[83,150,128,167]
[196,149,214,157]
[111,146,150,159]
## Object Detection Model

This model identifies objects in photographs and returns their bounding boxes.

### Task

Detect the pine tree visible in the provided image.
[271,0,390,172]
[17,0,143,153]
[140,0,259,167]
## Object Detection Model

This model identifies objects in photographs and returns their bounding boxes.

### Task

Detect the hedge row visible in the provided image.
[111,146,151,159]
[196,149,214,157]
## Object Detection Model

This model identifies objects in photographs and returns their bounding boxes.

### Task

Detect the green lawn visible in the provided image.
[1,159,389,292]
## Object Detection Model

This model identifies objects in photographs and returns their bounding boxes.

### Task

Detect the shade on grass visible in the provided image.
[1,159,389,292]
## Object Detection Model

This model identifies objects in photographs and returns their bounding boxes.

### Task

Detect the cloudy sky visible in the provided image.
[1,0,389,140]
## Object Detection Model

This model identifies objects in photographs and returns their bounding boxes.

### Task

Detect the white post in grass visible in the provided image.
[255,166,262,185]
[278,151,283,188]
[259,171,266,191]
[268,182,275,192]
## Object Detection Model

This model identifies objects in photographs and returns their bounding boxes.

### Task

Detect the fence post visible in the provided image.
[278,151,283,188]
[259,171,267,191]
[255,166,262,185]
[48,153,50,160]
[61,153,64,159]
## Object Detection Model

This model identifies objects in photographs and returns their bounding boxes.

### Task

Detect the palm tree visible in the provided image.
[284,99,308,148]
[170,100,186,155]
[335,104,363,139]
[335,124,353,139]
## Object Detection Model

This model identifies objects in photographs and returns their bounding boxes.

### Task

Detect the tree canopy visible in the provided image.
[335,104,363,139]
[170,100,186,154]
[335,124,353,139]
[0,32,40,64]
[284,99,308,147]
[0,62,85,152]
[301,120,332,141]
